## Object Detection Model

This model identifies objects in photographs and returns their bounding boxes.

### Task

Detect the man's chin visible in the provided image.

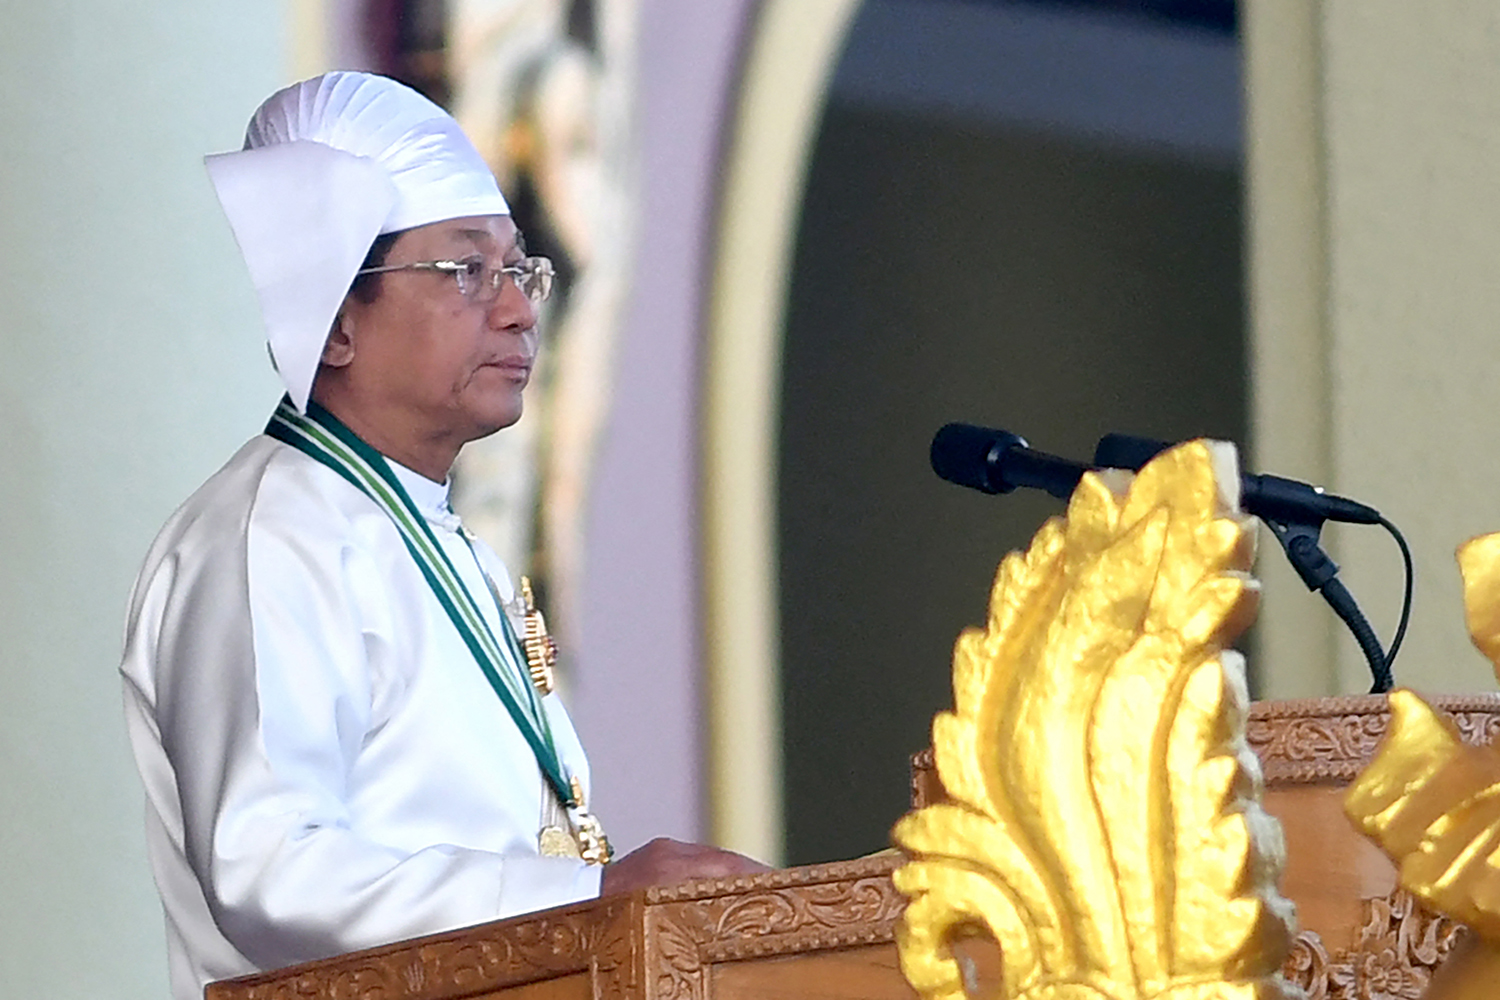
[463,402,524,443]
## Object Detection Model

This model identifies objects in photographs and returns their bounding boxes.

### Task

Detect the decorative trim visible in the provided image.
[643,854,900,903]
[1282,889,1467,1000]
[646,859,905,1000]
[1244,694,1500,785]
[207,859,906,1000]
[591,901,642,1000]
[206,897,637,1000]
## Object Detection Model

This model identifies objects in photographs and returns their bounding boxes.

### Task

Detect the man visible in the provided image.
[120,72,758,1000]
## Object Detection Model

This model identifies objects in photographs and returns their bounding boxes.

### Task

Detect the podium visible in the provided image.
[205,854,910,1000]
[208,693,1500,1000]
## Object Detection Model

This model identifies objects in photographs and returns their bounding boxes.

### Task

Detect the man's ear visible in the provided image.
[322,311,356,368]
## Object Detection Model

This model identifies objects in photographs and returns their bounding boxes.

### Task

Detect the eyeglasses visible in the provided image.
[356,255,556,305]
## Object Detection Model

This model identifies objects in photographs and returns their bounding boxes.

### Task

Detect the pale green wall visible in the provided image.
[1248,0,1500,698]
[1319,0,1500,695]
[0,7,284,996]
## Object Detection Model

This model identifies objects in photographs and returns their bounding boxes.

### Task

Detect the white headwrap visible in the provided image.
[206,72,511,411]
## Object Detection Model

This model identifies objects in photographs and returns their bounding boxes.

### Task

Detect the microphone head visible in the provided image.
[931,423,1027,493]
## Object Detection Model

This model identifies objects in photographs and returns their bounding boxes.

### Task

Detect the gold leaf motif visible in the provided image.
[1343,539,1500,944]
[892,440,1294,1000]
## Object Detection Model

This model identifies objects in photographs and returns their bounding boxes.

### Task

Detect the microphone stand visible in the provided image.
[1261,516,1393,693]
[1090,432,1394,693]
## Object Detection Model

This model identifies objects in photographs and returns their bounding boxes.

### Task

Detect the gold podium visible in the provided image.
[209,694,1500,1000]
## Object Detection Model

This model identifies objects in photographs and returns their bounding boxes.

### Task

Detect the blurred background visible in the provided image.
[7,1,1500,995]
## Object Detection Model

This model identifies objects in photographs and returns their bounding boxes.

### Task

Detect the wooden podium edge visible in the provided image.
[205,893,639,1000]
[909,692,1500,804]
[207,855,906,1000]
[1242,691,1500,784]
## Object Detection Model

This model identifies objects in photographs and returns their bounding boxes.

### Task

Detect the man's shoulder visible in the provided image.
[141,435,378,566]
[123,434,397,648]
[122,436,288,668]
[143,437,281,557]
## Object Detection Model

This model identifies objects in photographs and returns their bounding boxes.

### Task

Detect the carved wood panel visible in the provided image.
[1243,694,1500,785]
[208,897,638,1000]
[643,857,904,1000]
[1283,889,1467,1000]
[207,860,909,1000]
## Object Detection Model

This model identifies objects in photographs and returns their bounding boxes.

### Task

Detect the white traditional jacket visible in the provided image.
[121,434,600,1000]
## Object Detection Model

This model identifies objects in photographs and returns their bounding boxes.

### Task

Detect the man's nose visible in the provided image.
[488,278,539,332]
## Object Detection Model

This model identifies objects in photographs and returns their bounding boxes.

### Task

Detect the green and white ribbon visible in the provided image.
[266,397,576,808]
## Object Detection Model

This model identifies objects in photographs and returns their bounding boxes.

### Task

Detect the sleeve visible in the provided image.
[149,475,599,972]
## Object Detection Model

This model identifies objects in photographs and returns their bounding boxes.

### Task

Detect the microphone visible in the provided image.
[931,424,1401,691]
[930,425,1381,526]
[930,423,1091,500]
[1092,433,1381,526]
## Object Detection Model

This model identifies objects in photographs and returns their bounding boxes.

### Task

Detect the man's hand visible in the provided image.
[601,837,772,895]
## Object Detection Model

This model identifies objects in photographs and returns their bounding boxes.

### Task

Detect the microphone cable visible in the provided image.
[1377,514,1414,682]
[1094,431,1409,692]
[1316,514,1408,695]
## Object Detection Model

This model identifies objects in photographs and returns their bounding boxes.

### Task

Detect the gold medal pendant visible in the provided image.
[539,781,583,858]
[572,811,613,866]
[538,778,612,865]
[519,576,557,695]
[539,825,583,859]
[568,776,613,866]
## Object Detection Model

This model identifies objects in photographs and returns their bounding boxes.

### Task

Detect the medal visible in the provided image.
[539,825,583,859]
[538,776,612,865]
[569,776,613,865]
[519,576,558,695]
[571,811,613,866]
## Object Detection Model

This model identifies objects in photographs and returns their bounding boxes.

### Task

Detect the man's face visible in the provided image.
[333,215,539,449]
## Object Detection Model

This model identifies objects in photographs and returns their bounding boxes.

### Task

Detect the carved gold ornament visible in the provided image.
[520,575,558,696]
[892,441,1297,1000]
[1343,531,1500,995]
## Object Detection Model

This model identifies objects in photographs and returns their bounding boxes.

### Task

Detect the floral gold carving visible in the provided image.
[1345,533,1500,942]
[892,441,1296,1000]
[1340,531,1500,998]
